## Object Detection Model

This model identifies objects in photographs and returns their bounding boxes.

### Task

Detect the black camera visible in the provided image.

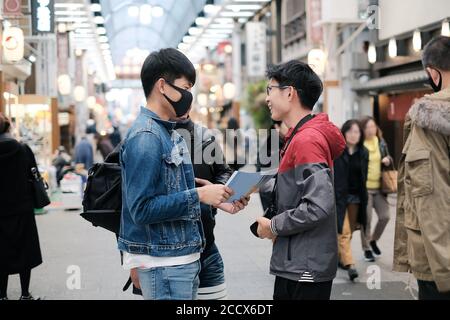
[250,204,277,238]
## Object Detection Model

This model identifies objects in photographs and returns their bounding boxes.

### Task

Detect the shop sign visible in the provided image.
[57,32,70,74]
[31,0,55,35]
[307,0,323,45]
[3,0,22,16]
[245,22,267,78]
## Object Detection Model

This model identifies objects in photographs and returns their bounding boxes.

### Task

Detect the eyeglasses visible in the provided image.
[266,85,290,96]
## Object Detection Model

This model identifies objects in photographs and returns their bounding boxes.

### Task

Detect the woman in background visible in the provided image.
[360,116,393,262]
[0,113,42,300]
[334,120,369,281]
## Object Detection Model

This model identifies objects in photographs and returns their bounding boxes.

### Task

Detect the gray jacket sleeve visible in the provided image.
[271,163,335,237]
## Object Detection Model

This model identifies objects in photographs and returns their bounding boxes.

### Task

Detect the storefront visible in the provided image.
[354,0,449,163]
[3,94,59,166]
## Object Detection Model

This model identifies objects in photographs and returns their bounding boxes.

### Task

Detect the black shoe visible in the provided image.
[348,268,359,281]
[19,294,40,300]
[370,241,382,256]
[364,250,375,262]
[338,262,349,270]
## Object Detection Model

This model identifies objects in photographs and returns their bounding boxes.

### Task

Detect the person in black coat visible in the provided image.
[334,119,368,282]
[0,113,42,300]
[256,121,286,212]
[175,116,236,299]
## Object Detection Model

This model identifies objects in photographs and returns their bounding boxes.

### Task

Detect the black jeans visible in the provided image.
[273,276,333,300]
[418,280,450,300]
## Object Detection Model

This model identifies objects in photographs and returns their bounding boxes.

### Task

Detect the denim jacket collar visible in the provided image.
[140,106,176,131]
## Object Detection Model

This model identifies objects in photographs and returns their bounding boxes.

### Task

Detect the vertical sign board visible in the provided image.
[57,31,69,74]
[31,0,55,35]
[3,0,22,16]
[75,54,84,86]
[246,22,267,78]
[307,0,323,45]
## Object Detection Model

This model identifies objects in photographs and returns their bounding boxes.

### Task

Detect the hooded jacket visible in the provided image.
[270,113,346,283]
[394,88,450,293]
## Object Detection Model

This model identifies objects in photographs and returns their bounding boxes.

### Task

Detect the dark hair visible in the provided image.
[360,116,383,140]
[227,117,239,130]
[341,119,365,148]
[422,36,450,71]
[140,48,196,99]
[266,60,323,109]
[0,112,11,134]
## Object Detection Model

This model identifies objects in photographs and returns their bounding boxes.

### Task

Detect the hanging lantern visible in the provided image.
[223,82,236,100]
[368,44,377,64]
[388,38,397,58]
[74,86,86,102]
[58,74,72,95]
[308,49,326,76]
[412,30,422,52]
[3,27,24,63]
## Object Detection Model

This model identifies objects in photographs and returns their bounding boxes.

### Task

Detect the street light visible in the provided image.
[413,30,422,52]
[74,86,86,102]
[308,49,326,76]
[442,20,450,37]
[388,38,397,58]
[128,6,139,17]
[152,6,164,18]
[368,43,377,64]
[58,74,72,95]
[223,82,236,100]
[140,4,152,25]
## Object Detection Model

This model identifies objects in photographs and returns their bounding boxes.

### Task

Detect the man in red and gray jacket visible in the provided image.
[256,60,346,300]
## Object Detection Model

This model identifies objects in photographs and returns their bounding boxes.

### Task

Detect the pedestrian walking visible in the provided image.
[0,113,42,300]
[360,116,393,262]
[334,120,369,281]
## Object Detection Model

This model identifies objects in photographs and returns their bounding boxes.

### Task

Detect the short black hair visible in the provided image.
[140,48,196,99]
[266,60,323,110]
[0,112,11,134]
[341,119,365,148]
[422,36,450,71]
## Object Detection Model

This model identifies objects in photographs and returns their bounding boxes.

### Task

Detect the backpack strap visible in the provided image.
[122,277,132,291]
[105,141,124,163]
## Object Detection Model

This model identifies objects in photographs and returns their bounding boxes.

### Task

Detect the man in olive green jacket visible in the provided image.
[394,36,450,300]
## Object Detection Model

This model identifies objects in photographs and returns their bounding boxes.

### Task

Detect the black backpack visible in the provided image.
[81,144,122,234]
[80,144,142,295]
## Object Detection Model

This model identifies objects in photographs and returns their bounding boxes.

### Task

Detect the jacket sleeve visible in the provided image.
[410,135,450,293]
[393,117,411,273]
[122,132,200,226]
[393,151,410,273]
[333,156,347,234]
[271,163,335,237]
[380,138,394,168]
[211,140,233,185]
[271,137,335,237]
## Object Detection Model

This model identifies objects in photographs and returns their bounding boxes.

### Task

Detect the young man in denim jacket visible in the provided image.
[118,48,248,300]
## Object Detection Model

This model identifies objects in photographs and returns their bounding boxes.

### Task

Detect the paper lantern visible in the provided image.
[3,27,24,63]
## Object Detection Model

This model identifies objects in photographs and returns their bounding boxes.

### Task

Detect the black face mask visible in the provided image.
[427,69,442,93]
[163,81,193,117]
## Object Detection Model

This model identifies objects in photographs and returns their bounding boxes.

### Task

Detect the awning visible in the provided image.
[353,70,429,93]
